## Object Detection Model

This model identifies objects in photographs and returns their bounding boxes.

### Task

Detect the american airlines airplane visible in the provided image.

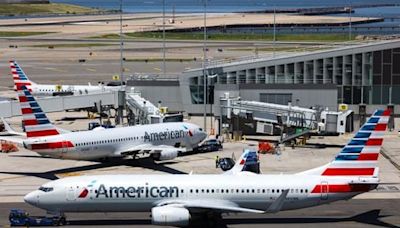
[23,109,390,226]
[0,85,207,161]
[9,60,124,96]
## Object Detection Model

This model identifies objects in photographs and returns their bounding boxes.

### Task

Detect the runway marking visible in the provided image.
[0,176,27,182]
[57,172,82,178]
[44,67,67,73]
[153,67,161,71]
[86,68,96,72]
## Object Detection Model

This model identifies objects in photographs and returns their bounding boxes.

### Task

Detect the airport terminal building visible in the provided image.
[128,39,400,116]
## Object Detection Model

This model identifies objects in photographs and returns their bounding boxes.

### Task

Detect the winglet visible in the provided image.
[1,118,25,137]
[224,149,259,175]
[265,189,289,213]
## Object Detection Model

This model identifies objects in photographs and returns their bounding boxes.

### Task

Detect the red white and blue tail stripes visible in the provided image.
[17,85,60,138]
[9,60,34,91]
[321,109,390,176]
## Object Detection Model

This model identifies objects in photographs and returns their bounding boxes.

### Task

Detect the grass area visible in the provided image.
[93,32,356,42]
[0,3,103,16]
[27,43,116,48]
[0,31,52,37]
[125,58,196,62]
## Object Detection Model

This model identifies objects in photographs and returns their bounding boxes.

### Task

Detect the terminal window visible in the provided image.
[260,93,292,105]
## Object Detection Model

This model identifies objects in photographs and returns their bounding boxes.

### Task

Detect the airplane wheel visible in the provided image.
[58,217,66,226]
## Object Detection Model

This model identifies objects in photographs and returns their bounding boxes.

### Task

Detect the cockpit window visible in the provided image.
[39,186,54,192]
[198,128,203,131]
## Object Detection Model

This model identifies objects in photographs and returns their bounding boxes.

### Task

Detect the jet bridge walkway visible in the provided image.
[0,91,120,118]
[125,88,184,125]
[227,100,319,130]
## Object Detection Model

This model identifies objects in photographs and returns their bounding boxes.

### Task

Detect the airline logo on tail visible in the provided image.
[10,60,33,91]
[17,85,60,138]
[322,109,390,176]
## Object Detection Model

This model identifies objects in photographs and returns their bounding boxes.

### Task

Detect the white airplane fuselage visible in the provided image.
[24,122,206,160]
[25,174,375,213]
[26,84,122,96]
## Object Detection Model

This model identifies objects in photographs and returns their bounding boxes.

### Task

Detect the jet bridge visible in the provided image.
[0,91,120,118]
[220,94,353,142]
[125,88,183,125]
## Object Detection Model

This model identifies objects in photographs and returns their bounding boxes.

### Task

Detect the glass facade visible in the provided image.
[188,45,400,105]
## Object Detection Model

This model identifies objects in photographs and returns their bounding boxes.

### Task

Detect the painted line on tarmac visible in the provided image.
[45,67,67,73]
[57,172,82,178]
[86,68,96,72]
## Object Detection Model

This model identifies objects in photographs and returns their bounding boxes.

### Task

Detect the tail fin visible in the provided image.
[224,149,260,175]
[300,109,390,177]
[16,85,60,138]
[9,60,36,91]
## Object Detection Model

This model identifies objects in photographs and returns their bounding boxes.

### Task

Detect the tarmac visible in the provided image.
[0,199,400,227]
[0,13,381,35]
[0,12,399,228]
[0,112,400,227]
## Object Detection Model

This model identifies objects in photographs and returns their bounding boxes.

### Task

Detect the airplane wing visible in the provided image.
[0,118,25,137]
[156,190,289,214]
[157,200,264,214]
[115,144,185,160]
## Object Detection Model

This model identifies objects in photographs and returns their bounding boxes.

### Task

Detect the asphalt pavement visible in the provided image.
[1,199,399,228]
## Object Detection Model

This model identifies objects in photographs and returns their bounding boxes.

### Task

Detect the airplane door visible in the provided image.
[66,186,76,201]
[320,181,328,200]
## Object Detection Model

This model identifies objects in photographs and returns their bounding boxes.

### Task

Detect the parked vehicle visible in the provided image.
[194,139,223,153]
[9,209,66,226]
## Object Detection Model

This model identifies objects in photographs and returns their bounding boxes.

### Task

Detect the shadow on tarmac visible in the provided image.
[225,210,399,228]
[0,157,186,180]
[61,210,399,228]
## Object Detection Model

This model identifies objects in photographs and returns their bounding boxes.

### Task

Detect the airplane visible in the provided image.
[23,109,390,226]
[9,60,124,96]
[0,84,207,161]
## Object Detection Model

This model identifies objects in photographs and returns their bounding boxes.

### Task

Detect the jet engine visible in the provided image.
[151,206,190,226]
[152,149,178,161]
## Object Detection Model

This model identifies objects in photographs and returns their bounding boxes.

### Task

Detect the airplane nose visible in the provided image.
[24,191,38,206]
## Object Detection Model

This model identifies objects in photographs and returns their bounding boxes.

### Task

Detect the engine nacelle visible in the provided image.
[151,206,190,227]
[152,149,178,161]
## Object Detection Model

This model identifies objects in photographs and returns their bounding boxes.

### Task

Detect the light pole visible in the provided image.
[162,0,166,77]
[348,0,352,41]
[119,0,124,84]
[273,6,276,57]
[207,74,218,132]
[203,0,208,131]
